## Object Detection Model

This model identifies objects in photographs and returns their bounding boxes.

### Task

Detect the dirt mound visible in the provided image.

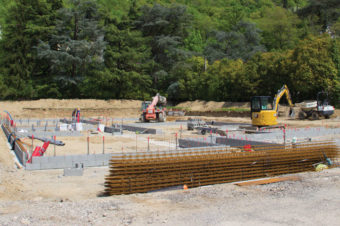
[176,100,250,111]
[0,99,142,118]
[1,99,141,109]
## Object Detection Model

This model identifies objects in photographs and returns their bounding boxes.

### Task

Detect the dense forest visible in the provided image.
[0,0,339,104]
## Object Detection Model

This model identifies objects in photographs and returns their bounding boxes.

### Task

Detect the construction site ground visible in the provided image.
[0,99,340,225]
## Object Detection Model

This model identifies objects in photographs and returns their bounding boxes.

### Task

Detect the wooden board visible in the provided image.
[234,176,300,186]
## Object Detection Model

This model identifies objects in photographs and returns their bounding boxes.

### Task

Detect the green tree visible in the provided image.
[330,18,340,37]
[0,0,60,99]
[205,59,252,101]
[81,2,153,99]
[167,56,206,101]
[286,35,338,101]
[245,51,290,96]
[298,0,340,32]
[330,38,340,104]
[37,0,106,98]
[136,3,192,92]
[257,6,301,50]
[183,29,204,53]
[204,21,266,63]
[272,0,308,10]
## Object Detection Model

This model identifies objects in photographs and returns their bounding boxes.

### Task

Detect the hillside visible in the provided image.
[0,0,339,103]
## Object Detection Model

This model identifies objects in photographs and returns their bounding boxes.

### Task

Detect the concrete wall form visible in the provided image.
[175,120,250,126]
[25,153,113,170]
[121,125,160,134]
[17,130,83,138]
[104,126,121,133]
[60,118,159,134]
[179,138,218,148]
[60,118,99,125]
[1,124,28,166]
[179,136,282,150]
[26,144,245,171]
[215,137,283,150]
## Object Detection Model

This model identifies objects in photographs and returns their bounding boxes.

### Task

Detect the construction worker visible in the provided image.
[72,108,80,123]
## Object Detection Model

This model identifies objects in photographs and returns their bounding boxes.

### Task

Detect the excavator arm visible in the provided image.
[273,85,294,116]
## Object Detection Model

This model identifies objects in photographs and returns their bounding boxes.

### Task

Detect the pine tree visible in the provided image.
[37,0,106,98]
[81,2,153,99]
[204,21,266,63]
[135,3,192,93]
[0,0,59,99]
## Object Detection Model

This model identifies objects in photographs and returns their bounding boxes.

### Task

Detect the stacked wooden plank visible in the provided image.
[105,141,339,195]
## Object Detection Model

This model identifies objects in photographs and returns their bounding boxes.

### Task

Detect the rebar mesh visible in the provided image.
[104,141,339,195]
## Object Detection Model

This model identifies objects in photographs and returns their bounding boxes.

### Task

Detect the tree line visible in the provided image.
[0,0,339,104]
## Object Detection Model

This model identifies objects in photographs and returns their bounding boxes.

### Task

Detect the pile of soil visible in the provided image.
[0,99,142,118]
[176,100,250,111]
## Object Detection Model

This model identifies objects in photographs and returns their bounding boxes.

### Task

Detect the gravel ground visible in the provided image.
[0,168,339,226]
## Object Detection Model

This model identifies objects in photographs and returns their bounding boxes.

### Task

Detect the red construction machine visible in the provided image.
[140,93,167,122]
[27,136,65,163]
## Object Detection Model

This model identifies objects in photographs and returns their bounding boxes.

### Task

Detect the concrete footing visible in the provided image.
[179,136,283,149]
[179,138,218,148]
[216,137,283,150]
[121,125,161,134]
[25,153,113,170]
[104,126,122,133]
[60,118,161,134]
[63,163,84,176]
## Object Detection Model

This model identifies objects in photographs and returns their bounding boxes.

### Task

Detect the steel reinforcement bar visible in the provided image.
[104,141,339,195]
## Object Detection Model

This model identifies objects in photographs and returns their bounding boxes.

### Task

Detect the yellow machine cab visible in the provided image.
[251,85,294,127]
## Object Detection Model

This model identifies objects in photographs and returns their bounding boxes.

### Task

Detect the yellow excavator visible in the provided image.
[251,84,295,126]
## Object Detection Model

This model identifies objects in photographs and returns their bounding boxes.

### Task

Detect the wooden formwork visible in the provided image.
[104,141,339,195]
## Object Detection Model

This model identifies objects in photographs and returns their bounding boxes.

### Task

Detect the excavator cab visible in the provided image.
[251,96,277,126]
[251,96,273,113]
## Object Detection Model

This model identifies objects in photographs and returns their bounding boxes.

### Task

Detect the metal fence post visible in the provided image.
[53,136,56,156]
[87,135,90,155]
[175,133,178,150]
[103,136,105,154]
